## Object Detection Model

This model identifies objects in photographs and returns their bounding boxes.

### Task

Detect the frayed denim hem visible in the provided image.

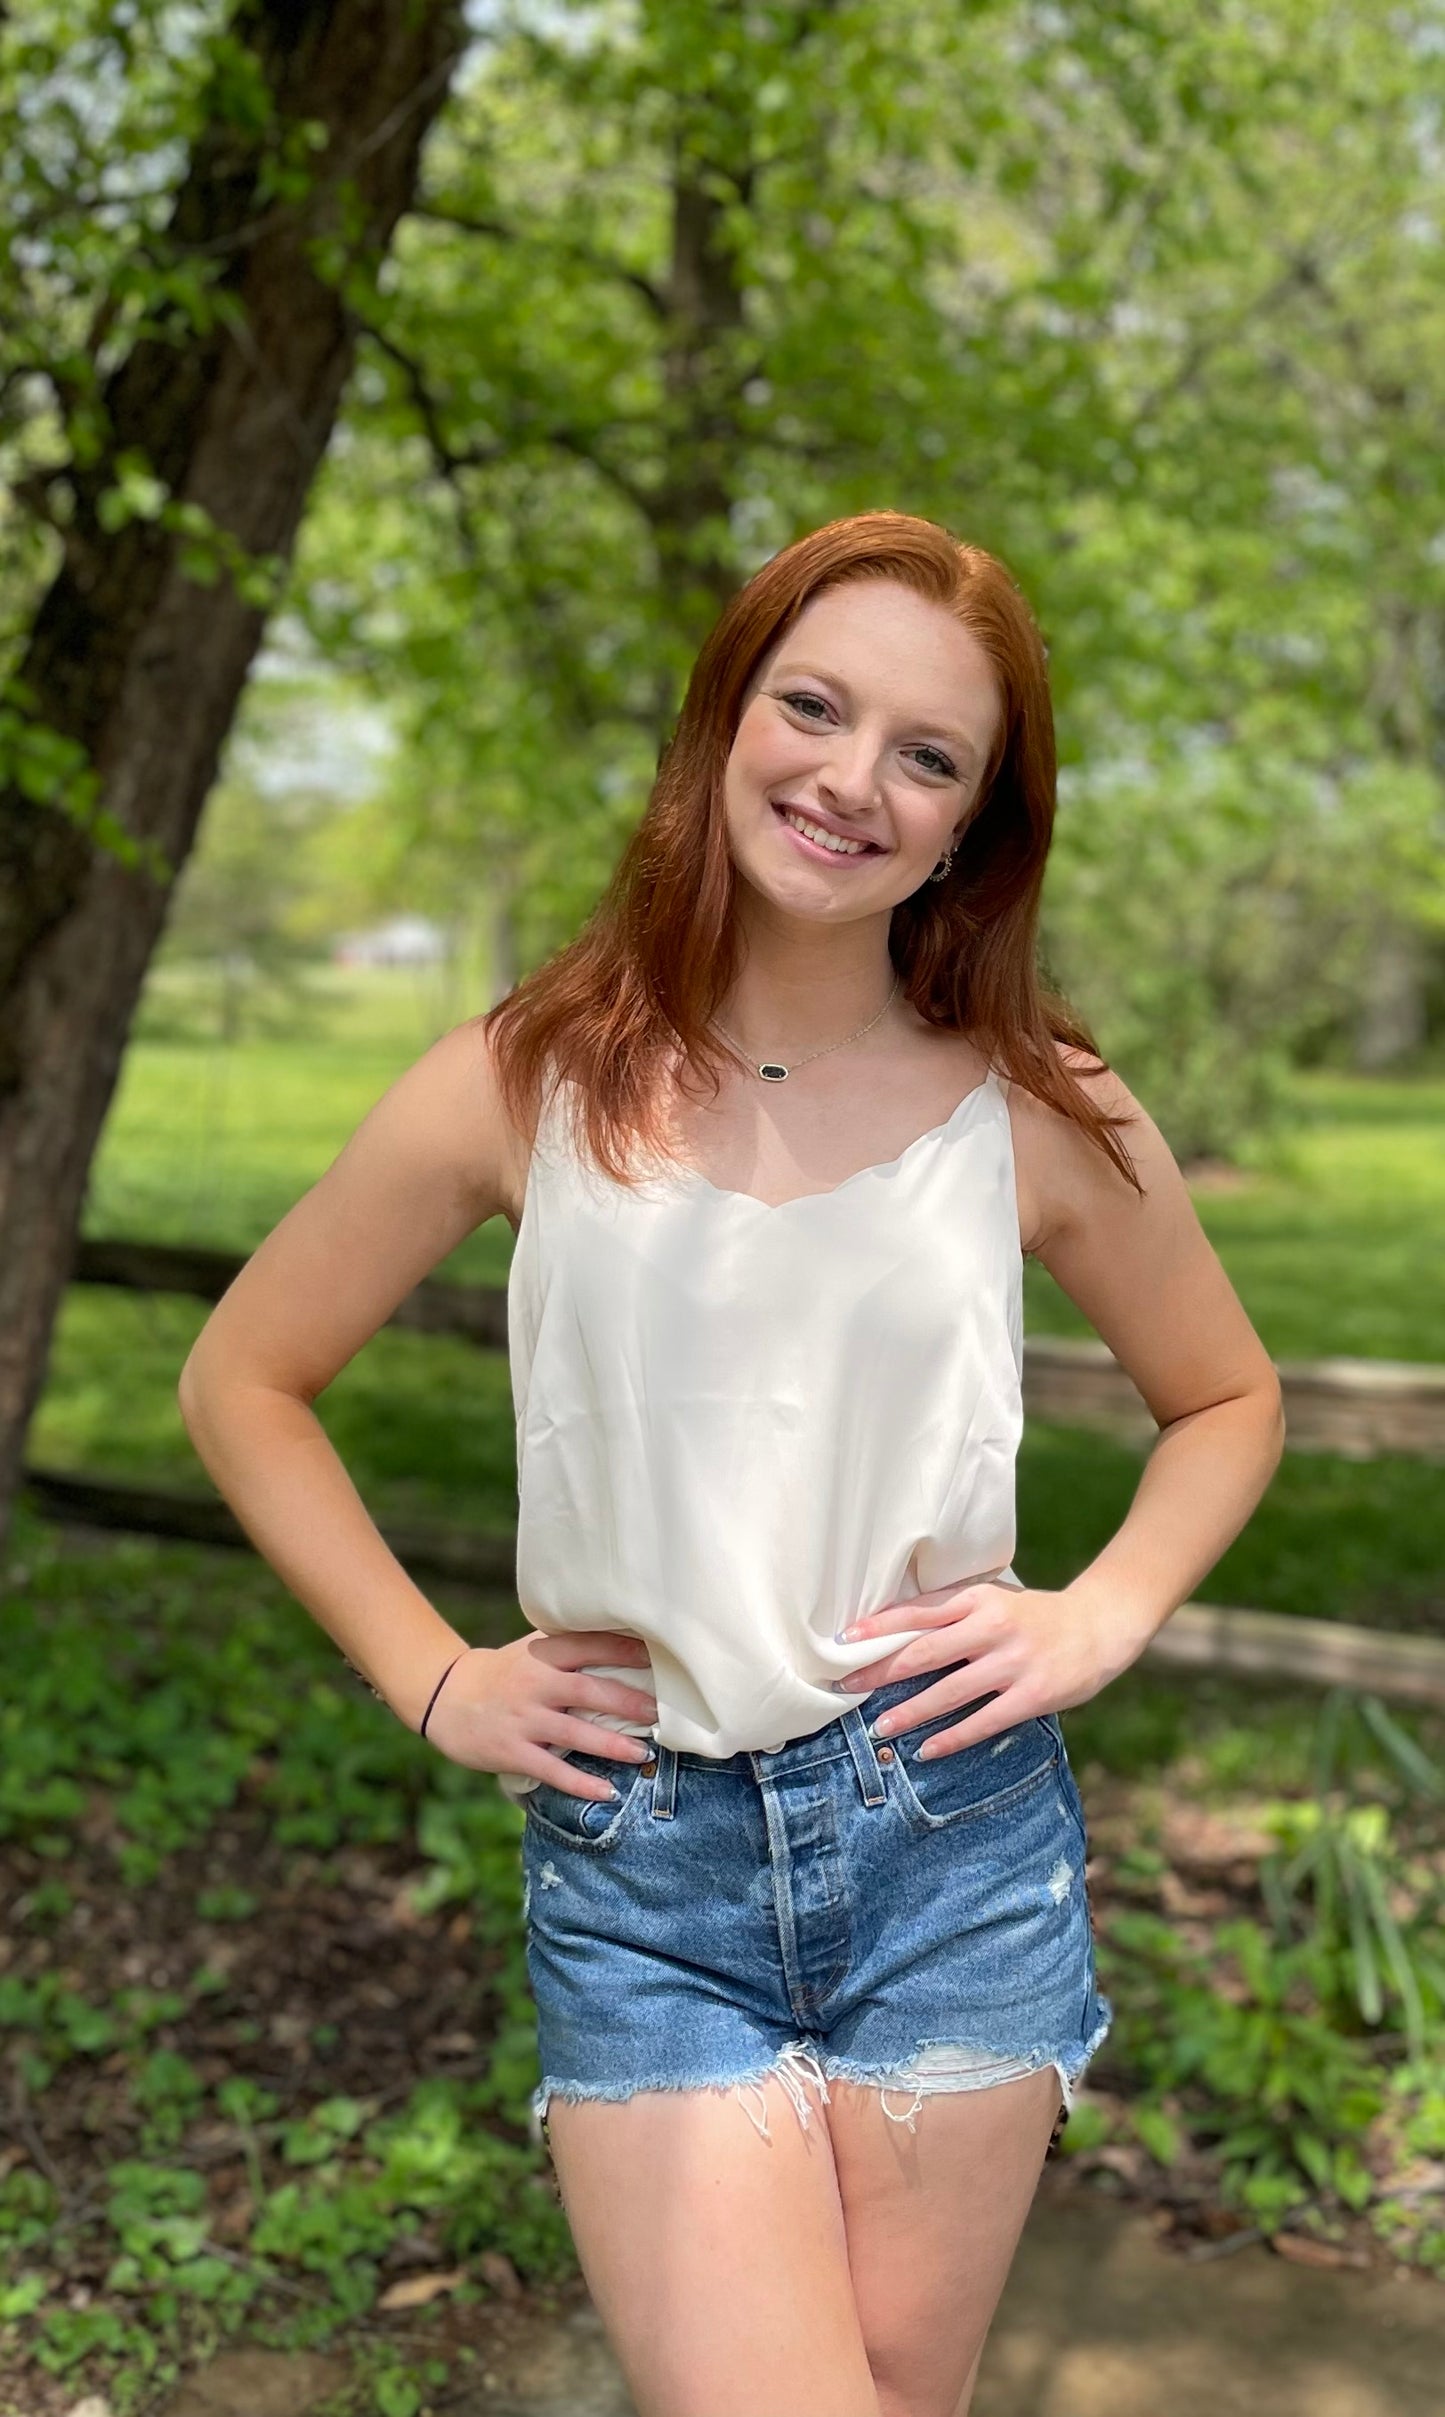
[529,2038,833,2147]
[820,1997,1112,2139]
[530,2001,1112,2148]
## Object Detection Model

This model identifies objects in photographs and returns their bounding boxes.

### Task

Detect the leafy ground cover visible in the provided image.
[3,1521,1443,2415]
[0,1519,566,2416]
[1064,1682,1445,2267]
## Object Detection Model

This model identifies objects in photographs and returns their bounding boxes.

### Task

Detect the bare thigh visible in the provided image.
[542,2064,1059,2417]
[543,2076,883,2417]
[829,2064,1062,2417]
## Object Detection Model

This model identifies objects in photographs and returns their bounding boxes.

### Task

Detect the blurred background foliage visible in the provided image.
[5,0,1445,1159]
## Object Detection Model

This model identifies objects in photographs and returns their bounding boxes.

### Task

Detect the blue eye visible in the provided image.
[778,693,957,781]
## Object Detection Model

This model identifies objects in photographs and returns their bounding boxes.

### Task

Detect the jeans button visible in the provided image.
[876,1744,895,1764]
[639,1757,658,1776]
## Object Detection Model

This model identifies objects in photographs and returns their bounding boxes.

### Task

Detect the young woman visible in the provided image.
[179,511,1285,2417]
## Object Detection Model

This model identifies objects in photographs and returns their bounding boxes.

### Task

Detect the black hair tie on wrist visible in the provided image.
[420,1648,471,1740]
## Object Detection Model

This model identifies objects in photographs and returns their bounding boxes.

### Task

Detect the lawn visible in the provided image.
[32,975,1445,1635]
[86,973,1445,1356]
[4,980,1443,2412]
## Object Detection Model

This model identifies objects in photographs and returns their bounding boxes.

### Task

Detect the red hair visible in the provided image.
[483,509,1141,1195]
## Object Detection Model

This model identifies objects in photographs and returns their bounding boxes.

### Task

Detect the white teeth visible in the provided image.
[782,807,869,856]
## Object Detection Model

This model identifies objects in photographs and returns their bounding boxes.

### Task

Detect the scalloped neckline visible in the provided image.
[664,1065,1001,1213]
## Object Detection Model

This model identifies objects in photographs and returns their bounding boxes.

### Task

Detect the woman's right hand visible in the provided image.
[423,1629,658,1800]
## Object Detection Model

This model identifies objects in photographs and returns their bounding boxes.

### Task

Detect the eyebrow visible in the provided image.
[765,659,981,764]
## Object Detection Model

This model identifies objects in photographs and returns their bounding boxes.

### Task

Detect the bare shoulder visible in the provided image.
[1003,1040,1151,1258]
[180,1015,533,1407]
[1000,1039,1150,1266]
[318,1012,533,1227]
[393,1013,534,1226]
[1007,1040,1278,1428]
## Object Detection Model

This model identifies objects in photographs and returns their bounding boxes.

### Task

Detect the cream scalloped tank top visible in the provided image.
[495,1062,1027,1802]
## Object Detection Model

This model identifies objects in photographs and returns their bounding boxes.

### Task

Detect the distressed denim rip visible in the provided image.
[519,1657,1111,2145]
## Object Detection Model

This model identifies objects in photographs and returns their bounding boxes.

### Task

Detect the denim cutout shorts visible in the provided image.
[518,1658,1111,2146]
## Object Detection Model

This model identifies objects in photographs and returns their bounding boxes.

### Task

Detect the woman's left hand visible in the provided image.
[839,1579,1156,1758]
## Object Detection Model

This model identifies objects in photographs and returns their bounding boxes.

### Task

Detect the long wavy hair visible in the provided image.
[484,509,1141,1195]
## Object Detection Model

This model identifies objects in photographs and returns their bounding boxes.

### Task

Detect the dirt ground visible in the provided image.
[135,2186,1445,2417]
[976,2194,1445,2417]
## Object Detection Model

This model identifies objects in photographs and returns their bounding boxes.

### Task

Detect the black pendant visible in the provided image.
[758,1062,789,1082]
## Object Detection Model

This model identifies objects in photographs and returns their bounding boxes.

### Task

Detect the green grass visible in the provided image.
[28,1300,1445,1633]
[91,967,512,1285]
[90,986,1445,1349]
[34,1291,521,1536]
[1018,1425,1444,1635]
[36,988,1441,1633]
[1021,1065,1445,1362]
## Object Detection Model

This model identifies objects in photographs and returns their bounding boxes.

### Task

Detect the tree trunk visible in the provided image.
[485,881,521,1005]
[639,138,756,739]
[652,153,752,623]
[1353,919,1428,1070]
[0,0,464,1549]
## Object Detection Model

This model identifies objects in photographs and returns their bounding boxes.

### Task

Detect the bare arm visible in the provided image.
[177,1021,656,1792]
[1026,1048,1286,1665]
[177,1020,521,1726]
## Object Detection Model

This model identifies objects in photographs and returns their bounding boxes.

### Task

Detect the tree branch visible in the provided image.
[357,319,653,518]
[410,199,669,319]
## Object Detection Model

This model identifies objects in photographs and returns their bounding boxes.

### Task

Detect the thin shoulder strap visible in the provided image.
[520,1059,569,1188]
[535,1057,567,1134]
[530,1062,608,1196]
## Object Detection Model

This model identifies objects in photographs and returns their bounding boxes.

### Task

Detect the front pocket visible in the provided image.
[887,1715,1059,1832]
[522,1745,650,1852]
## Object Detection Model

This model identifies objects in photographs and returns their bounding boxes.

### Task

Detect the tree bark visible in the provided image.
[649,148,753,638]
[0,0,465,1549]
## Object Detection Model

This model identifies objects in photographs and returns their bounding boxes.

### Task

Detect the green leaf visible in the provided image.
[1132,2103,1184,2167]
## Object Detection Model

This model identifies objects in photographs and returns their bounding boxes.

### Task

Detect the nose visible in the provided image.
[814,725,882,814]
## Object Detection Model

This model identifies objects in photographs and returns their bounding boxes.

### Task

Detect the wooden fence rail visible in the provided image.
[1022,1336,1445,1463]
[20,1466,1445,1711]
[73,1236,510,1348]
[32,1236,1441,1708]
[72,1236,1445,1462]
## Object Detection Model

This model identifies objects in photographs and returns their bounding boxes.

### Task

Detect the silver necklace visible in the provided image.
[709,975,901,1082]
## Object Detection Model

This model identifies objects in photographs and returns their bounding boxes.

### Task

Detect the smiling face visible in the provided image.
[722,577,1004,923]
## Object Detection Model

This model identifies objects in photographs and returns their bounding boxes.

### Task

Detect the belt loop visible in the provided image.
[650,1742,679,1819]
[841,1704,888,1807]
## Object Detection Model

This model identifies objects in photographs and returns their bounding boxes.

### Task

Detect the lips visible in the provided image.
[772,800,886,861]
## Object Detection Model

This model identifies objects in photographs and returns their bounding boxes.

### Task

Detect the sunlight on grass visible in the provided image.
[93,981,1445,1352]
[45,978,1441,1637]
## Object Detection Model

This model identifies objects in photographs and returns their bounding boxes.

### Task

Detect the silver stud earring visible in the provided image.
[928,841,956,884]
